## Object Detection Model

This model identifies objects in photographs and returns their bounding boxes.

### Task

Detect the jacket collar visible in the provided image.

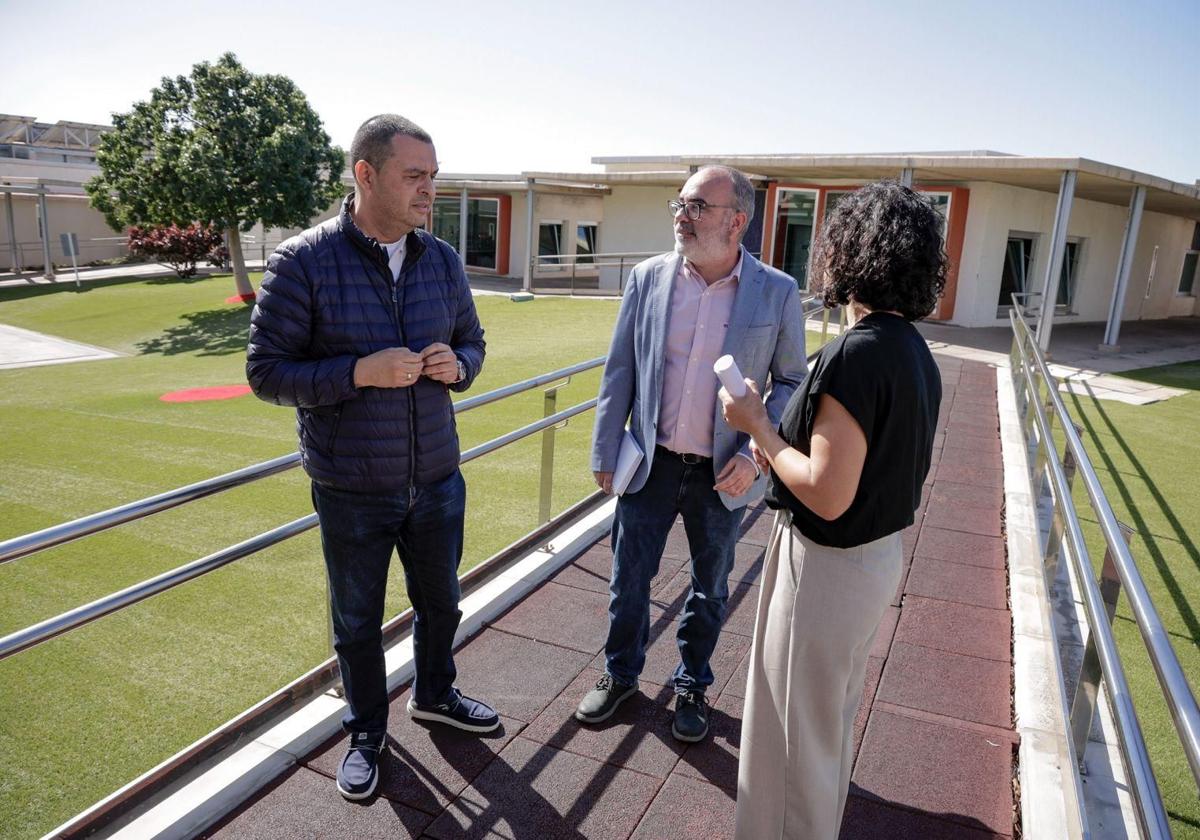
[338,193,428,270]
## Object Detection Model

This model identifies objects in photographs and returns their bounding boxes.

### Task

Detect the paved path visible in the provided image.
[197,355,1015,840]
[0,323,119,369]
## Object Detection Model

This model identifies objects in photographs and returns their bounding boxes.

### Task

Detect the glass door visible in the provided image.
[772,189,818,289]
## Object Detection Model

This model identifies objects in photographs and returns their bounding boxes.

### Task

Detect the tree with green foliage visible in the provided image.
[86,53,345,298]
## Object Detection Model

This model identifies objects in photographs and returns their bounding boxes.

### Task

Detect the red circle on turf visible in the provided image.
[225,293,256,304]
[160,385,253,403]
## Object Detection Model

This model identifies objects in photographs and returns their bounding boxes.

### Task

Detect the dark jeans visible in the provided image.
[605,450,746,694]
[311,470,466,737]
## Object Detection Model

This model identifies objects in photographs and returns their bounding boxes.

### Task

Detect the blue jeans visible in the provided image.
[605,450,746,694]
[311,470,466,737]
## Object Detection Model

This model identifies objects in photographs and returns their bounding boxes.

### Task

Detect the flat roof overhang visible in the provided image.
[437,177,611,196]
[549,155,1200,220]
[522,170,771,189]
[0,176,90,197]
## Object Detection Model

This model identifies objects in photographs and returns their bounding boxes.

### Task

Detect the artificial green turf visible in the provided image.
[0,274,828,837]
[0,275,623,838]
[1056,362,1200,838]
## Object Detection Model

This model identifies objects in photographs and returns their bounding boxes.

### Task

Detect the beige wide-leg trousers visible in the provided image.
[734,512,903,840]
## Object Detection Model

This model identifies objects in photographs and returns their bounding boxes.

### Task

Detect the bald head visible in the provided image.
[691,165,755,239]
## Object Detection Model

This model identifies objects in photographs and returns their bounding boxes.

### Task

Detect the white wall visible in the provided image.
[949,181,1198,327]
[1,193,127,269]
[502,190,608,281]
[599,185,678,255]
[1129,211,1198,320]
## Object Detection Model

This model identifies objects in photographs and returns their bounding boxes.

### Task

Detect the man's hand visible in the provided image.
[594,471,614,495]
[354,347,423,388]
[714,454,757,497]
[421,343,460,384]
[750,439,769,473]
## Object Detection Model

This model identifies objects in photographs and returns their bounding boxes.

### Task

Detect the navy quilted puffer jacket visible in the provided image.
[247,195,486,493]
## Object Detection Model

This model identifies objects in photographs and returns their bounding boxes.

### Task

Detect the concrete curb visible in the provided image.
[51,498,617,840]
[998,364,1089,840]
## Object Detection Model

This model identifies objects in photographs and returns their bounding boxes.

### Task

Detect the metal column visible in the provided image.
[458,188,468,267]
[1101,186,1146,350]
[523,179,535,293]
[899,167,914,188]
[1036,170,1077,352]
[37,189,54,280]
[4,190,18,274]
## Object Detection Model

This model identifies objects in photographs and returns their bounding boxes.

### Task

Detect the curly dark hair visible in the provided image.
[812,181,948,320]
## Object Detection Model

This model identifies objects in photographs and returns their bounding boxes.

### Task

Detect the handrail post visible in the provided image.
[1043,423,1082,594]
[1070,520,1135,769]
[539,379,568,524]
[821,306,830,343]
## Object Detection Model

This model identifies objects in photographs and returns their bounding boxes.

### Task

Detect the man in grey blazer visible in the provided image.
[577,165,808,742]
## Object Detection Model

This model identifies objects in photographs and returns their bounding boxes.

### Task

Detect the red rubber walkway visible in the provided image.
[201,356,1015,839]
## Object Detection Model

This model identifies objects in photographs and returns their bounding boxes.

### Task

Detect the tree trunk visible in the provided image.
[226,226,253,298]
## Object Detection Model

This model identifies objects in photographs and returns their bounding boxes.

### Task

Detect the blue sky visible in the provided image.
[2,0,1196,183]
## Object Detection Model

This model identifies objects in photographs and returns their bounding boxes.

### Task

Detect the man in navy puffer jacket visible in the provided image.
[247,114,496,802]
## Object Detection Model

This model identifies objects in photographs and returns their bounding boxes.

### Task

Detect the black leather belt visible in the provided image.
[655,445,712,466]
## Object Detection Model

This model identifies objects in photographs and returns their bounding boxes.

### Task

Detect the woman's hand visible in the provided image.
[750,439,769,473]
[719,379,770,437]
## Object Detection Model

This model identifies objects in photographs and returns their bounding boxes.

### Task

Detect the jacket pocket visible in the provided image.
[301,405,343,455]
[327,408,343,454]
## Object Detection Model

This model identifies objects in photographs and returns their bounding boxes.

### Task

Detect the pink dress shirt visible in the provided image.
[656,255,742,457]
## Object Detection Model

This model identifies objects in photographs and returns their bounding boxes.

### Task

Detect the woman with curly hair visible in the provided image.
[720,180,946,839]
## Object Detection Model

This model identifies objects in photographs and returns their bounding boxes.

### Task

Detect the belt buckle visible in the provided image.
[680,452,703,465]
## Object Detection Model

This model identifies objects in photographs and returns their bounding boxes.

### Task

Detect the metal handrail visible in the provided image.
[0,454,302,566]
[0,393,602,662]
[0,359,606,661]
[0,359,605,566]
[1009,302,1200,837]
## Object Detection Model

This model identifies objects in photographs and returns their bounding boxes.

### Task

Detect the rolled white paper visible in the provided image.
[714,354,747,398]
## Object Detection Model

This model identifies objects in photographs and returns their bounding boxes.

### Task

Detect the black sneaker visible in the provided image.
[672,691,709,742]
[574,673,638,723]
[337,731,385,800]
[407,688,500,733]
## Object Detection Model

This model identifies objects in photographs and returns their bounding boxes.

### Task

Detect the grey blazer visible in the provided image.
[590,247,809,511]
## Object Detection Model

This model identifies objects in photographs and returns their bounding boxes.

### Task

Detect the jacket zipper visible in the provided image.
[392,266,418,489]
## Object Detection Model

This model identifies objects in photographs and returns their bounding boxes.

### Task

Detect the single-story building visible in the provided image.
[4,112,1198,348]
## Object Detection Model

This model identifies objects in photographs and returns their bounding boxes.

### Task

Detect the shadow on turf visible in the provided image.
[135,304,254,357]
[1065,380,1200,644]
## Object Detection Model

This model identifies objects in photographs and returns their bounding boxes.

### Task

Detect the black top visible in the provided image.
[766,312,941,548]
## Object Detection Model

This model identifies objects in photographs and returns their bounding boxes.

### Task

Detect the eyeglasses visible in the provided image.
[667,199,737,220]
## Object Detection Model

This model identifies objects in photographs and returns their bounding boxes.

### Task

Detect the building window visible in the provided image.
[823,190,852,220]
[1057,240,1082,309]
[772,190,818,289]
[996,234,1080,311]
[431,197,461,250]
[998,234,1036,309]
[1179,251,1199,296]
[576,223,598,264]
[431,196,500,270]
[538,222,563,264]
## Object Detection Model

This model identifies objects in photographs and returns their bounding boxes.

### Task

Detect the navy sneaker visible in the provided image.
[672,690,709,742]
[407,688,500,733]
[336,731,385,800]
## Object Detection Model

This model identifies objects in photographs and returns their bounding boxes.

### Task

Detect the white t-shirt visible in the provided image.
[381,238,406,281]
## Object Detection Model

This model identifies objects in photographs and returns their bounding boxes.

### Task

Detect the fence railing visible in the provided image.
[1009,301,1200,838]
[0,357,606,662]
[530,250,768,296]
